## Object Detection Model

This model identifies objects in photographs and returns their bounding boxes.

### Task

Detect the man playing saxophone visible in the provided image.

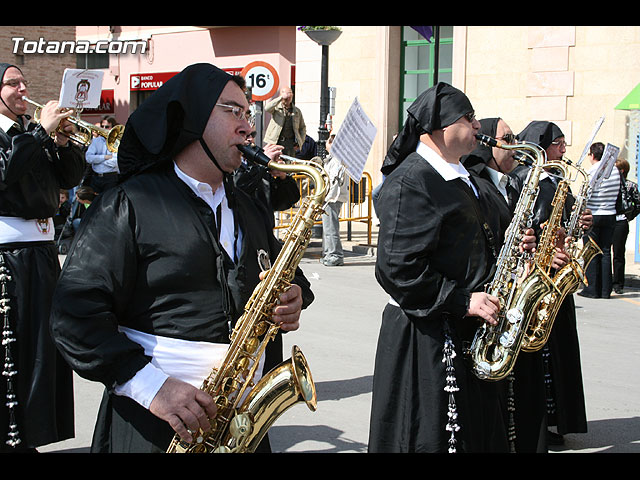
[49,63,314,453]
[0,63,84,452]
[511,121,591,447]
[369,84,536,453]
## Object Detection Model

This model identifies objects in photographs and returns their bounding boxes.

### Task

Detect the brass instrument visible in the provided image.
[530,159,572,277]
[22,96,124,152]
[166,143,328,453]
[562,162,602,277]
[469,134,560,381]
[521,161,601,352]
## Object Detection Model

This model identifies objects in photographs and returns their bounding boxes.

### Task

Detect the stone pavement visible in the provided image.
[39,219,639,454]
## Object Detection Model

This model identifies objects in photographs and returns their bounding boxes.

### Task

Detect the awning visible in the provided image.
[615,83,640,110]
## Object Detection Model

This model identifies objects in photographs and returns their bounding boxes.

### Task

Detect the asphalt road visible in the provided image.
[39,243,640,454]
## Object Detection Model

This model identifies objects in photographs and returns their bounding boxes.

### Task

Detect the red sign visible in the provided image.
[82,89,115,114]
[130,72,179,91]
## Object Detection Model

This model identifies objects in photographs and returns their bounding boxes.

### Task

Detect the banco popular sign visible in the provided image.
[130,72,179,91]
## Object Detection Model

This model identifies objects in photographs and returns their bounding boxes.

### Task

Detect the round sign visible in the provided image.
[241,61,280,101]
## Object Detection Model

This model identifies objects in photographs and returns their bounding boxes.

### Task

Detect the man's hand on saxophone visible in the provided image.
[466,292,501,326]
[149,377,218,444]
[258,270,304,332]
[550,228,571,270]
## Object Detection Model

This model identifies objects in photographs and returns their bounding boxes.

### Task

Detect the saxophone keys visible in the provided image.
[257,249,271,272]
[243,336,260,354]
[222,377,240,394]
[229,412,253,439]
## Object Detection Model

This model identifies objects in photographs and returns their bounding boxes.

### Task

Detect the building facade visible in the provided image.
[4,25,639,258]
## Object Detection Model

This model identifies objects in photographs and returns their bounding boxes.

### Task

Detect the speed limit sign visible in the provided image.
[241,61,280,101]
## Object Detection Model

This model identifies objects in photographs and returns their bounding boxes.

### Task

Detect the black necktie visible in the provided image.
[216,203,222,240]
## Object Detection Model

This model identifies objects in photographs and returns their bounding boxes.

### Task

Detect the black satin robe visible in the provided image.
[368,152,509,453]
[0,121,84,451]
[50,162,314,452]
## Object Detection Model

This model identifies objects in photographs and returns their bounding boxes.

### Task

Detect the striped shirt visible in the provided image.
[586,161,621,215]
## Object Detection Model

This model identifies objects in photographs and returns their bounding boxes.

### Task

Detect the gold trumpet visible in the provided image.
[22,96,124,152]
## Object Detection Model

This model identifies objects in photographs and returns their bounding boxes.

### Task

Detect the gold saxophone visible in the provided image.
[166,144,328,453]
[522,161,601,352]
[469,135,559,381]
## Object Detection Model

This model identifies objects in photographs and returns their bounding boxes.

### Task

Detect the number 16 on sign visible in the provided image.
[241,61,280,102]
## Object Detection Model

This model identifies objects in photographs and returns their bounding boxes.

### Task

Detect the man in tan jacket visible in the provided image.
[263,87,306,156]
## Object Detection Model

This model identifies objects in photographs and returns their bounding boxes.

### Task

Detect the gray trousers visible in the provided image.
[321,201,343,261]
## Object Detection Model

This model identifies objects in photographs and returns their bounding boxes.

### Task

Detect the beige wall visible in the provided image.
[310,25,640,185]
[295,26,401,187]
[464,25,640,180]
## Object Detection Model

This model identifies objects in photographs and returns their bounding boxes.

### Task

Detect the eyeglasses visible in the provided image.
[551,140,567,148]
[498,133,517,144]
[2,78,30,89]
[463,111,476,123]
[216,103,253,123]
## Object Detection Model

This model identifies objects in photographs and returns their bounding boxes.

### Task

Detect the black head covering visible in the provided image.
[461,117,501,169]
[516,121,564,150]
[117,63,233,181]
[0,63,20,82]
[381,82,474,175]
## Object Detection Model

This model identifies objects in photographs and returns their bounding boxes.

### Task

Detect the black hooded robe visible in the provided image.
[49,63,314,453]
[369,153,508,453]
[0,62,84,451]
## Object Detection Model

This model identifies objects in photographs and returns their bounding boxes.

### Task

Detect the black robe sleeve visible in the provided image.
[0,123,85,218]
[50,185,150,390]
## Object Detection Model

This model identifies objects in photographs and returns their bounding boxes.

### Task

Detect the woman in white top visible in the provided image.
[578,142,621,299]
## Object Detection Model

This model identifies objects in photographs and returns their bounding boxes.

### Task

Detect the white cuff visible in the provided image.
[113,362,169,409]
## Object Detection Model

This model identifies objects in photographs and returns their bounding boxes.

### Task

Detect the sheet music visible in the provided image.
[589,143,620,190]
[330,97,377,182]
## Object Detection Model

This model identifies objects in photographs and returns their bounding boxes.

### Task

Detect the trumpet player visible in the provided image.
[0,63,84,452]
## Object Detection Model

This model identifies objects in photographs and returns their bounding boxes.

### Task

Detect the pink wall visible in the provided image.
[77,26,296,125]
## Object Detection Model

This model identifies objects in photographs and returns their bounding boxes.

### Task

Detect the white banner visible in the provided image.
[58,68,104,110]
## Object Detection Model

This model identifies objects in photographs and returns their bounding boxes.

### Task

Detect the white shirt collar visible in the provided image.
[173,162,225,209]
[485,167,509,201]
[416,141,478,196]
[0,113,20,133]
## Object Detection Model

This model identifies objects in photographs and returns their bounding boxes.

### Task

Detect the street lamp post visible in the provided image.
[303,28,342,159]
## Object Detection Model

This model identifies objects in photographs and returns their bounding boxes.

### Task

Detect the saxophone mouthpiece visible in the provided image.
[475,133,501,148]
[237,143,271,168]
